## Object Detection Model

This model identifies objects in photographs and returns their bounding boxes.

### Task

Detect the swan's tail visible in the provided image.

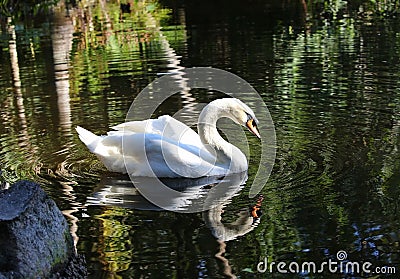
[76,126,101,152]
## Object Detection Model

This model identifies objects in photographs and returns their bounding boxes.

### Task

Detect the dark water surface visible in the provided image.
[0,1,399,278]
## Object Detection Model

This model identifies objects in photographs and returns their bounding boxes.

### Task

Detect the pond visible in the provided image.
[0,0,399,278]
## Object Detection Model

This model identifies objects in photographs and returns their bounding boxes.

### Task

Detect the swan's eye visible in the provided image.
[246,113,251,120]
[246,115,256,128]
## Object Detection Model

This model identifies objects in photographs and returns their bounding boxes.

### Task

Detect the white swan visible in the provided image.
[76,98,260,178]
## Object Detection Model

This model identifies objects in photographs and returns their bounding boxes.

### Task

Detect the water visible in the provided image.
[0,0,400,278]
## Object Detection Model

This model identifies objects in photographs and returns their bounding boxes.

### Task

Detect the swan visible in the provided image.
[76,98,260,178]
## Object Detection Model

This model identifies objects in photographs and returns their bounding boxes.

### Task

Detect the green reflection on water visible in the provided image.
[0,0,399,278]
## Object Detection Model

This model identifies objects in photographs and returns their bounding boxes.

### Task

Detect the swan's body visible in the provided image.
[76,98,260,178]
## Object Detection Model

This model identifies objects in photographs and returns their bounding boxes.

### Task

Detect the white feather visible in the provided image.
[76,98,258,178]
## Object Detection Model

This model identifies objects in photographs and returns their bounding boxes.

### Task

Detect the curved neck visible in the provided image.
[197,101,242,166]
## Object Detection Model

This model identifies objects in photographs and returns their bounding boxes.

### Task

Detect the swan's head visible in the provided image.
[212,98,261,139]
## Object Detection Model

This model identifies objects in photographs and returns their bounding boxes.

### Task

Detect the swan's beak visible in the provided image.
[246,119,261,139]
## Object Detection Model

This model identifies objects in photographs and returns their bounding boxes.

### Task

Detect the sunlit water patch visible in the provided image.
[0,1,399,278]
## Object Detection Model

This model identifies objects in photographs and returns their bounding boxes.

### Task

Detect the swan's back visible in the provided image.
[76,116,222,177]
[76,97,256,178]
[111,115,202,147]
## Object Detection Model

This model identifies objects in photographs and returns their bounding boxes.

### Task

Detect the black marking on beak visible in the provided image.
[246,116,261,139]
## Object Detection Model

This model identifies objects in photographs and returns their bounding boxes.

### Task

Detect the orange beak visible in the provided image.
[246,119,261,139]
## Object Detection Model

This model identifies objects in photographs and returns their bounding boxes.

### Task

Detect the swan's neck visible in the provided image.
[198,102,246,170]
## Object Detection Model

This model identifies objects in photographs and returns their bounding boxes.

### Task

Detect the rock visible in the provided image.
[49,253,87,279]
[0,180,86,278]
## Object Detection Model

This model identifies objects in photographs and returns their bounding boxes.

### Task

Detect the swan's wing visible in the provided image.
[96,132,223,177]
[111,115,203,147]
[143,135,225,178]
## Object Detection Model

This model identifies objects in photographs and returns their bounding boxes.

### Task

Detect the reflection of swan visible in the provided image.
[86,172,248,212]
[76,98,260,177]
[204,196,264,279]
[86,173,262,278]
[203,196,263,242]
